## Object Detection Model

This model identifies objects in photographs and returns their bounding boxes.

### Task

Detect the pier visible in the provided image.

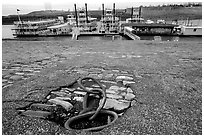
[121,23,179,36]
[123,26,140,40]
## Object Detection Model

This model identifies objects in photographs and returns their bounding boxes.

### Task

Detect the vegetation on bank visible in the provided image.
[2,3,202,25]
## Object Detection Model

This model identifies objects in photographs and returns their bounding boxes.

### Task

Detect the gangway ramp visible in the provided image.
[124,27,140,40]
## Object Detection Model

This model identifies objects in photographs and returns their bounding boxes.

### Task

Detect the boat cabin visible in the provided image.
[180,26,202,36]
[121,23,179,36]
[46,23,72,35]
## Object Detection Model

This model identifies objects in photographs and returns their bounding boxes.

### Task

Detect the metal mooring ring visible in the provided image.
[78,77,107,120]
[87,88,106,120]
[64,110,118,132]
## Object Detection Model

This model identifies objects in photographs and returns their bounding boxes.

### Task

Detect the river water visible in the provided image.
[2,25,202,42]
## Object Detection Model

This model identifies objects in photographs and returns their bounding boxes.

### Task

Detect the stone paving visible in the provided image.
[2,55,67,89]
[2,40,202,135]
[17,66,138,127]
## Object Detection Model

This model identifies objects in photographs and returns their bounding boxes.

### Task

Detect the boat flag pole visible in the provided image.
[17,9,22,24]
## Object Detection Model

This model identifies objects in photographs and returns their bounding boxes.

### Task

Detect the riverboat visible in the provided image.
[121,23,179,36]
[99,9,120,33]
[67,6,97,32]
[12,19,64,37]
[179,25,202,36]
[126,6,144,23]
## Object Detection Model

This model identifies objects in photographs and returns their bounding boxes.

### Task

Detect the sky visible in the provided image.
[1,0,200,16]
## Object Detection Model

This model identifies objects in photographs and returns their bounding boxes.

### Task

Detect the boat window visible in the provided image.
[193,28,197,32]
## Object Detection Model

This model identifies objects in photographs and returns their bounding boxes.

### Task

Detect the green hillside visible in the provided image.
[2,5,202,25]
[141,6,202,21]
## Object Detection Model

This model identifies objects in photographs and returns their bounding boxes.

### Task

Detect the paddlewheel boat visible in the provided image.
[12,19,65,37]
[100,9,120,33]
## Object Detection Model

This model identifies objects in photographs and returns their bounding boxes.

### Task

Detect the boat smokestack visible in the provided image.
[131,7,133,20]
[74,4,78,27]
[113,3,115,23]
[102,3,104,20]
[85,3,89,24]
[139,6,142,22]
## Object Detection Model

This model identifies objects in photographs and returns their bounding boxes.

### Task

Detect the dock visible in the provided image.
[121,23,179,36]
[123,26,140,40]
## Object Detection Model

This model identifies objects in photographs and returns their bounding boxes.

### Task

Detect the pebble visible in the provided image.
[33,67,42,71]
[116,76,134,81]
[104,74,114,79]
[135,75,142,78]
[86,87,94,91]
[9,75,23,81]
[51,91,71,97]
[125,93,136,101]
[63,88,75,92]
[7,81,13,84]
[97,74,103,79]
[48,98,73,111]
[74,91,87,96]
[120,71,128,74]
[106,89,117,94]
[55,97,71,101]
[46,95,51,99]
[106,94,123,99]
[123,80,136,86]
[34,71,41,73]
[120,91,127,96]
[21,110,52,119]
[100,80,117,85]
[109,85,120,91]
[77,87,83,90]
[73,96,84,102]
[112,70,120,73]
[25,73,35,76]
[15,72,25,75]
[100,98,131,111]
[91,84,101,88]
[23,68,34,72]
[2,79,8,83]
[119,87,127,91]
[127,88,134,93]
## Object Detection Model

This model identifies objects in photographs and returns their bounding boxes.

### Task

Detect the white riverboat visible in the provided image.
[100,9,120,33]
[12,19,68,37]
[126,7,144,23]
[180,25,202,36]
[67,8,97,32]
[12,18,65,37]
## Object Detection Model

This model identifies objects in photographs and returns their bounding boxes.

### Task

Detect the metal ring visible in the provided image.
[77,77,107,120]
[64,110,118,132]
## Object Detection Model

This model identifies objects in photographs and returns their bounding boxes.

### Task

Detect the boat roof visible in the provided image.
[182,26,202,28]
[126,18,144,21]
[14,19,57,25]
[28,20,57,24]
[47,23,69,29]
[121,23,179,28]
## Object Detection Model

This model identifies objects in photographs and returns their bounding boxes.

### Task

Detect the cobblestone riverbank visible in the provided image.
[2,40,202,135]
